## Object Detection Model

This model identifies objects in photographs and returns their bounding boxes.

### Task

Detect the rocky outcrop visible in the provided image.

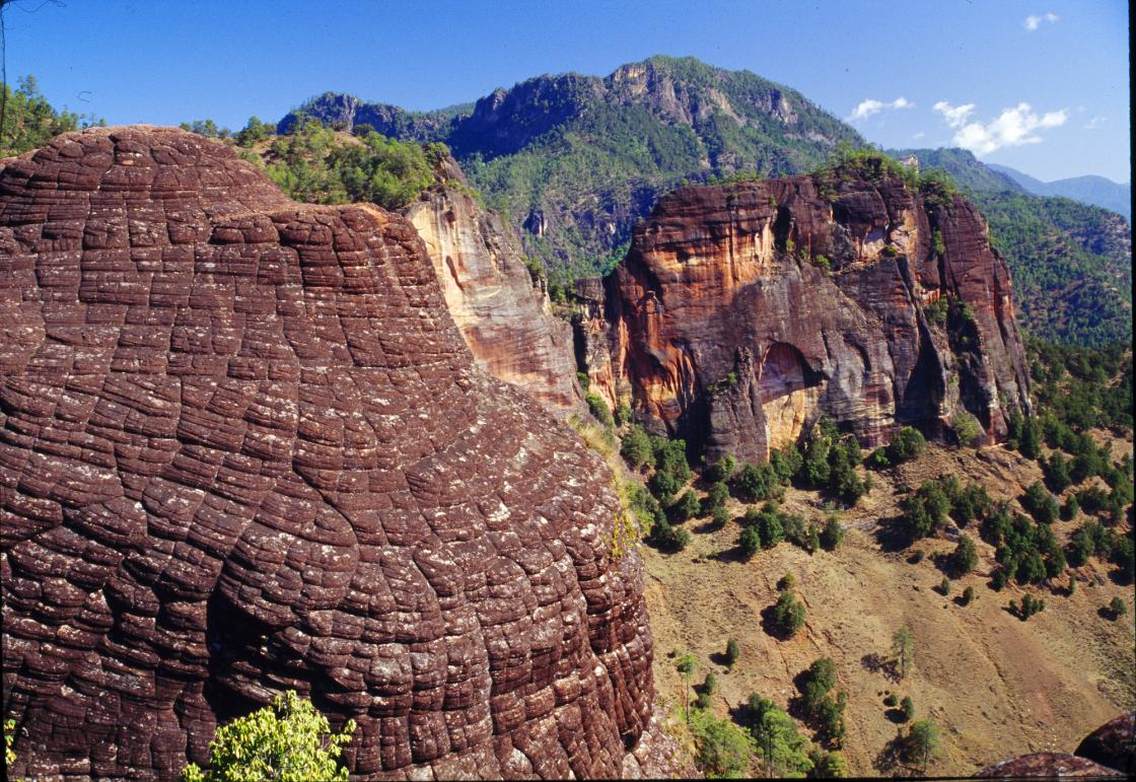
[0,127,653,779]
[404,156,579,411]
[1074,713,1135,775]
[602,169,1031,463]
[976,752,1123,778]
[975,714,1134,778]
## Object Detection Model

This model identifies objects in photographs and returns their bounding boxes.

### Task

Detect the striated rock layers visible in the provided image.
[0,127,653,779]
[404,157,579,412]
[600,171,1031,463]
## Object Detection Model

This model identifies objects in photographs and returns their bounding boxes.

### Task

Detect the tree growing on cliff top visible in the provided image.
[181,691,355,782]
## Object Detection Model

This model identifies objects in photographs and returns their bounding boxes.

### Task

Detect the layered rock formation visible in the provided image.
[597,168,1031,463]
[403,156,579,411]
[0,127,654,779]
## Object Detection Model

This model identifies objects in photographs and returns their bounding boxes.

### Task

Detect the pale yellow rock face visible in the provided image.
[763,385,822,453]
[406,184,579,411]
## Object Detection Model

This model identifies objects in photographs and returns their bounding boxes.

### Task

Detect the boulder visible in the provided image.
[1075,713,1135,774]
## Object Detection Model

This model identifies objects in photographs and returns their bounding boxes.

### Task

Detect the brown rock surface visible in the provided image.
[1075,713,1135,774]
[404,157,579,412]
[0,127,653,779]
[603,171,1030,463]
[976,752,1123,778]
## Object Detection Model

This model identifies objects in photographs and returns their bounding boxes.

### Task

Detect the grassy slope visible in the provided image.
[643,440,1134,777]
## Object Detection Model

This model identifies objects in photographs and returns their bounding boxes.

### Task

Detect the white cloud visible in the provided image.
[1024,11,1059,31]
[849,97,914,121]
[1084,116,1106,130]
[913,131,926,140]
[933,101,976,128]
[935,101,1067,155]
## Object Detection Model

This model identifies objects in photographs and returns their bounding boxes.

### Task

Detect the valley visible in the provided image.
[2,14,1132,779]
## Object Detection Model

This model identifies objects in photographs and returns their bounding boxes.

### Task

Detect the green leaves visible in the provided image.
[1,75,104,157]
[263,120,435,209]
[181,691,355,782]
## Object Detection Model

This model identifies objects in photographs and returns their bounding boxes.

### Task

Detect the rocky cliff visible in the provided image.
[403,156,579,411]
[598,165,1031,463]
[0,127,654,779]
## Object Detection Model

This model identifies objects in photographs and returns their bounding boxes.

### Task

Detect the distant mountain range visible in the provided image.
[280,56,864,282]
[280,57,1130,346]
[987,164,1131,220]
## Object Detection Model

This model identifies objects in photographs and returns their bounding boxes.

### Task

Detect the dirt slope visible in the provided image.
[643,443,1135,776]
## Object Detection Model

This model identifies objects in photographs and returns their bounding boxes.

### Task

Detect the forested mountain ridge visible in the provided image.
[277,59,1129,347]
[989,163,1131,220]
[279,55,865,283]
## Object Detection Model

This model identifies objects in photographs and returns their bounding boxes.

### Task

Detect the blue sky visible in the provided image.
[6,0,1129,181]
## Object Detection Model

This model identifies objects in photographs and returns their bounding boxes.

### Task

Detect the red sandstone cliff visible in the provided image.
[404,157,580,412]
[0,127,654,779]
[600,167,1031,463]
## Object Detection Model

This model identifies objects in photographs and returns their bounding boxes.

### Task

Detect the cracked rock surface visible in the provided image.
[1,126,653,780]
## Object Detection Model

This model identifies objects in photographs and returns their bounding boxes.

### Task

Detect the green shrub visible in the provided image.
[961,585,975,605]
[866,447,890,469]
[711,505,731,530]
[650,517,691,552]
[614,402,632,426]
[807,748,848,778]
[951,535,978,575]
[706,454,737,483]
[951,411,984,446]
[1021,482,1059,525]
[704,481,730,512]
[739,526,762,560]
[744,695,813,777]
[777,573,796,592]
[899,696,915,723]
[733,462,783,502]
[887,427,926,463]
[620,425,655,470]
[1108,596,1128,618]
[181,691,355,782]
[5,717,16,770]
[925,296,949,326]
[688,708,754,778]
[819,516,844,551]
[903,719,940,773]
[236,116,273,147]
[585,392,615,427]
[771,591,806,637]
[770,445,803,483]
[725,638,740,668]
[672,490,703,523]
